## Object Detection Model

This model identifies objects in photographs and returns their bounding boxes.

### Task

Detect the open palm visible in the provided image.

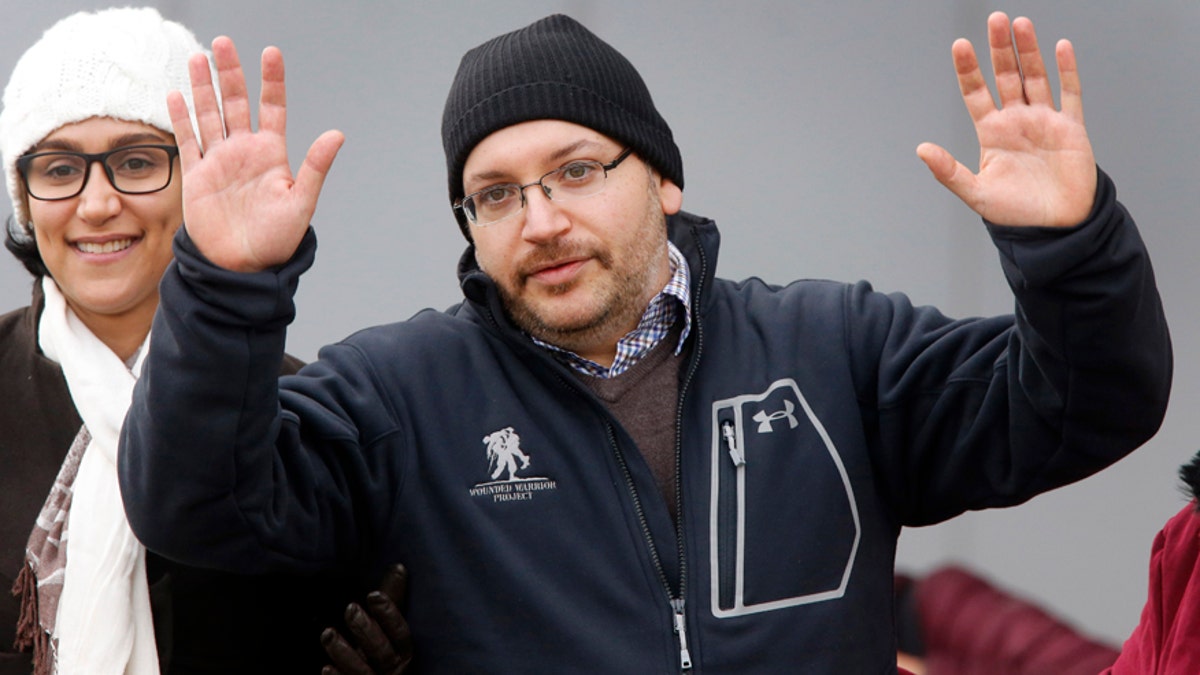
[166,37,344,272]
[917,12,1096,228]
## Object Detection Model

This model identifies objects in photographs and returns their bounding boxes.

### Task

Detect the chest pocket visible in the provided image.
[709,378,861,618]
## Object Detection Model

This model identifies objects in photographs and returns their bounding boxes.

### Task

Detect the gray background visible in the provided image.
[4,0,1197,648]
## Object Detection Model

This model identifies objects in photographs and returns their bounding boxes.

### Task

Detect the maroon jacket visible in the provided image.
[1105,500,1200,674]
[901,565,1120,675]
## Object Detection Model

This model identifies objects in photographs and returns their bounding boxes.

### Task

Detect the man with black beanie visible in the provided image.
[118,11,1171,673]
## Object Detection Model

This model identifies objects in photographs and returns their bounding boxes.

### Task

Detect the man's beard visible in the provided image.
[494,195,668,359]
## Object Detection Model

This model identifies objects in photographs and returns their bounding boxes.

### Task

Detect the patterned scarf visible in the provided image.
[11,277,158,674]
[12,428,87,674]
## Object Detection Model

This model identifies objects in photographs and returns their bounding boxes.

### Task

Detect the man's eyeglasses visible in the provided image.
[456,148,633,226]
[17,144,180,201]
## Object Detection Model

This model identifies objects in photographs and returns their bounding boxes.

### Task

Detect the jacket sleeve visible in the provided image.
[853,168,1172,525]
[119,227,390,575]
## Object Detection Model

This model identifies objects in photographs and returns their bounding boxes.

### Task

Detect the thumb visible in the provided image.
[916,142,977,205]
[295,129,346,212]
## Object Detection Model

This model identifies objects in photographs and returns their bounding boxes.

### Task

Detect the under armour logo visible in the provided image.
[752,399,799,433]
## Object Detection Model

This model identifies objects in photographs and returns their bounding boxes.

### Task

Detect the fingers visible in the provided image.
[259,46,288,138]
[987,12,1026,107]
[924,14,1094,226]
[985,13,1064,110]
[321,567,412,675]
[211,37,252,136]
[378,563,409,606]
[1056,39,1084,123]
[370,563,413,667]
[201,38,290,142]
[166,91,201,171]
[954,13,1078,124]
[366,590,413,664]
[187,51,224,154]
[951,38,995,124]
[1011,17,1053,106]
[345,602,399,671]
[320,626,372,675]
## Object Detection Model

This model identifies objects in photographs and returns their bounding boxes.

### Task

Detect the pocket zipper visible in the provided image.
[721,419,746,467]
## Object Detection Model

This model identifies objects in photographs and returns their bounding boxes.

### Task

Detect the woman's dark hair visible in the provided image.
[1182,450,1200,506]
[5,214,47,278]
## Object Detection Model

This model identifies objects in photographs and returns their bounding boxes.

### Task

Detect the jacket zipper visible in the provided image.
[480,223,710,672]
[672,597,693,669]
[606,423,693,671]
[668,229,707,671]
[716,416,744,612]
[606,225,707,673]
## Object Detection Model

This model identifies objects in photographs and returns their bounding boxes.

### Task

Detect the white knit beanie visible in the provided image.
[0,7,211,240]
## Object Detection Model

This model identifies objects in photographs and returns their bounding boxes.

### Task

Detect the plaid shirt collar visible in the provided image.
[533,241,692,379]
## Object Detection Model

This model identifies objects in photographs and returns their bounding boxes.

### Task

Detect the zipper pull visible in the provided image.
[721,420,745,467]
[672,598,693,670]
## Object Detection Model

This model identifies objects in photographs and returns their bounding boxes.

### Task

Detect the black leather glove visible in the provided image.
[321,564,413,675]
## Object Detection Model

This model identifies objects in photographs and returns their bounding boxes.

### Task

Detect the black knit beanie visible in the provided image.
[442,14,683,239]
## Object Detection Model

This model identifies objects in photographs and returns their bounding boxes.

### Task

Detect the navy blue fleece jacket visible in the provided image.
[120,169,1170,673]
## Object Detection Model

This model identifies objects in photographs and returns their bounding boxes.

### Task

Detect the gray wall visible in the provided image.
[5,1,1198,647]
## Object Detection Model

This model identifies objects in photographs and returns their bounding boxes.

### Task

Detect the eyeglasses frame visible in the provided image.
[455,147,634,226]
[16,144,181,201]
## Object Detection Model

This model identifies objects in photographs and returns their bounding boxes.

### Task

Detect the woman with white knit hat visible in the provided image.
[0,7,393,674]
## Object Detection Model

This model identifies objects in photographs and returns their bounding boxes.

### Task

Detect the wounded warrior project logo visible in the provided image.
[469,426,557,503]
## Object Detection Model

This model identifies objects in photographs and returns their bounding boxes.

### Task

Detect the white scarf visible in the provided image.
[37,276,159,675]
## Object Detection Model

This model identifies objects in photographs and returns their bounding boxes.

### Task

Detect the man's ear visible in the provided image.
[658,178,683,215]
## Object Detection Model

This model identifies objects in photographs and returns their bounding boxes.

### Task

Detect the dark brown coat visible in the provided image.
[0,282,348,674]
